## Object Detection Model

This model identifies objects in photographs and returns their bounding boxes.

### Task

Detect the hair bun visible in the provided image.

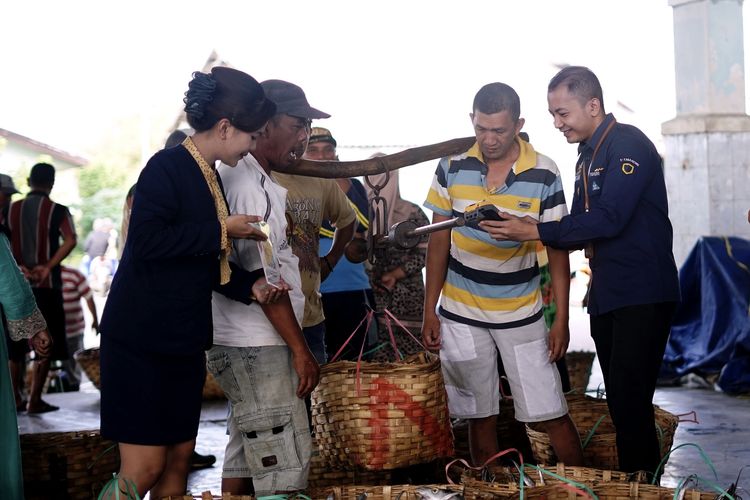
[183,71,217,120]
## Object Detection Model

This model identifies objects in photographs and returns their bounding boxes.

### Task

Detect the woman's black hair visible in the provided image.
[183,67,276,133]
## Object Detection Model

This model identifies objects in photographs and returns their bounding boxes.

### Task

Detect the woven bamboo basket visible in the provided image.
[452,398,534,463]
[565,351,596,393]
[509,481,718,500]
[461,463,648,485]
[20,429,120,500]
[74,347,102,389]
[73,347,225,400]
[525,397,678,470]
[309,484,463,499]
[311,351,454,470]
[308,447,393,488]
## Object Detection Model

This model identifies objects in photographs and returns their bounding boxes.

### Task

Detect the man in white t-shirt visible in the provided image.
[209,79,325,496]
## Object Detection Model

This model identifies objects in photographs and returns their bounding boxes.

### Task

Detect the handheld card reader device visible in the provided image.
[463,200,507,228]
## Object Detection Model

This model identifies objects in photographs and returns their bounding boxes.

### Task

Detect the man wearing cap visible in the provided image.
[274,126,356,366]
[209,79,327,496]
[0,173,19,226]
[7,163,77,414]
[303,127,376,361]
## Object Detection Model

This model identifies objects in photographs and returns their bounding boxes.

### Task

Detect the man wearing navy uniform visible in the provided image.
[481,66,680,476]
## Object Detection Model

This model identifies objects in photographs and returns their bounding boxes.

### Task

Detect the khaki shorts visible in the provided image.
[439,316,568,422]
[207,345,311,495]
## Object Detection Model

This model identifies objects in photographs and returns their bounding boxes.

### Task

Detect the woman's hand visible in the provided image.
[226,215,268,240]
[251,277,290,304]
[30,329,52,358]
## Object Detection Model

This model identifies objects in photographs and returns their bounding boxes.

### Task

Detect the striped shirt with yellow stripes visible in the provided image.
[424,139,568,329]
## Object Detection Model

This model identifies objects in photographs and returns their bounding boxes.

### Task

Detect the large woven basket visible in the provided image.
[74,347,225,400]
[525,396,678,470]
[452,398,534,463]
[311,351,454,470]
[20,429,120,500]
[565,351,596,393]
[508,481,718,500]
[309,484,463,499]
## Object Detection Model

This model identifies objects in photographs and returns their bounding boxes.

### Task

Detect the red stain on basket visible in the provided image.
[363,377,453,469]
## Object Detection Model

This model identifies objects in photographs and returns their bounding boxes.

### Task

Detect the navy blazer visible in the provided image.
[537,114,680,315]
[100,146,260,355]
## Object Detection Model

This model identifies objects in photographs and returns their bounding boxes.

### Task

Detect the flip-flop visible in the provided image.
[26,401,59,414]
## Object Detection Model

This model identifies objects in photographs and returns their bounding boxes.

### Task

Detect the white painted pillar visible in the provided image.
[663,0,750,265]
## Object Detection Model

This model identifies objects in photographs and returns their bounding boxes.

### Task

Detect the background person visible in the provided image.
[59,264,98,391]
[7,162,77,414]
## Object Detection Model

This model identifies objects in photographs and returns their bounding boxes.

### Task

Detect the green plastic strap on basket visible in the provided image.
[88,443,117,470]
[671,473,735,500]
[97,473,141,500]
[362,342,391,357]
[521,463,599,500]
[581,414,607,449]
[651,442,719,485]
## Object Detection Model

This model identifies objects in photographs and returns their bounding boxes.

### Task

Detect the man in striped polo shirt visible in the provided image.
[61,265,98,391]
[8,162,77,413]
[422,83,583,466]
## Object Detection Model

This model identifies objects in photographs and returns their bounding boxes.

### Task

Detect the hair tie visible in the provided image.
[183,71,217,120]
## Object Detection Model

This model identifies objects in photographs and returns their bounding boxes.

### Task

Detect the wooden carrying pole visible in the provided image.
[272,136,475,178]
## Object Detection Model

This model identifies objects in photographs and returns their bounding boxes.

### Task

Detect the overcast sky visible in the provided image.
[2,0,743,207]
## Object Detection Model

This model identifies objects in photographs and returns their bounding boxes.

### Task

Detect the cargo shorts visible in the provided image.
[206,345,311,495]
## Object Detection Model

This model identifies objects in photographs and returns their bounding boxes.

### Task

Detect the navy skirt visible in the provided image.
[100,335,205,445]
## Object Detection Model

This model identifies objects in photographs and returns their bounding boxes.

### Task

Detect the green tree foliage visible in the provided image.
[74,110,177,253]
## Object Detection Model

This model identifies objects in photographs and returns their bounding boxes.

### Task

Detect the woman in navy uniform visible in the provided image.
[99,67,279,497]
[482,66,679,476]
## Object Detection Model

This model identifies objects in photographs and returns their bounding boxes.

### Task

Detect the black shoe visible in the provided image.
[190,450,216,470]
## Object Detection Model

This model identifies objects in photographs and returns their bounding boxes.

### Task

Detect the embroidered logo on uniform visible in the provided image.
[589,166,604,177]
[621,162,636,175]
[591,182,601,191]
[518,201,532,209]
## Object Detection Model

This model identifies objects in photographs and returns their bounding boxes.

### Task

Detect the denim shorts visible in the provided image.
[206,345,311,494]
[439,316,568,422]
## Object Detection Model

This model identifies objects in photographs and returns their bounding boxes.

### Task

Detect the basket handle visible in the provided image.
[382,308,428,352]
[674,410,699,424]
[329,309,375,364]
[444,448,524,485]
[444,457,480,485]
